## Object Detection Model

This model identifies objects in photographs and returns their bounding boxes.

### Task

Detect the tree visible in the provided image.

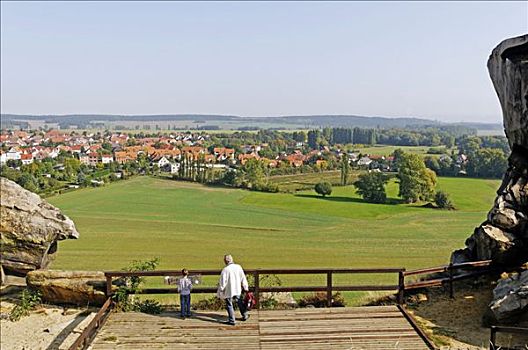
[466,148,508,178]
[18,173,38,193]
[435,190,455,209]
[340,154,350,186]
[307,130,320,149]
[77,171,88,185]
[315,182,332,197]
[397,153,437,203]
[239,158,266,189]
[353,172,388,203]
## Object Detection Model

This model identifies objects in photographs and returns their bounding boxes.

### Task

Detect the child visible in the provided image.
[178,268,192,318]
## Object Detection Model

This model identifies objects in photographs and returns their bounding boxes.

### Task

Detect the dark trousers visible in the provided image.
[225,295,248,324]
[180,294,191,317]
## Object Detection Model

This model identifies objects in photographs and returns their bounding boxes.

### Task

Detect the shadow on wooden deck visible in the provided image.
[90,306,430,349]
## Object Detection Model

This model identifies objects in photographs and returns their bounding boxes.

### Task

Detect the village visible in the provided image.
[0,129,408,179]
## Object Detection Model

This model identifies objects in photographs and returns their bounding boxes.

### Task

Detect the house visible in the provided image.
[71,145,84,154]
[6,148,21,161]
[213,147,235,161]
[88,152,99,166]
[284,152,305,167]
[114,151,136,164]
[157,156,171,168]
[101,154,113,164]
[79,153,90,165]
[357,156,373,167]
[238,152,260,165]
[457,154,468,164]
[160,161,178,173]
[348,153,359,162]
[0,151,6,164]
[20,153,34,165]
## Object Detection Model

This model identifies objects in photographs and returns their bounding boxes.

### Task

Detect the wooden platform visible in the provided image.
[90,306,430,349]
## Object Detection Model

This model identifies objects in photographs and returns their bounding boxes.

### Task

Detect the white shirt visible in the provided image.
[178,276,193,296]
[217,263,249,299]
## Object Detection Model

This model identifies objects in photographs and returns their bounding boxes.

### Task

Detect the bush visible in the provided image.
[193,296,225,310]
[9,289,42,321]
[435,190,455,209]
[113,258,160,312]
[298,292,345,308]
[314,182,332,197]
[136,299,162,314]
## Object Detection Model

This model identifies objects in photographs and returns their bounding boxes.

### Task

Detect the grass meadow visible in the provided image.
[47,175,498,304]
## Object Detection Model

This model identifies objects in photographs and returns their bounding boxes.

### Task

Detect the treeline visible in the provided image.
[424,135,510,179]
[309,127,470,148]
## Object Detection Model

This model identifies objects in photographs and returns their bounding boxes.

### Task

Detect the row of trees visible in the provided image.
[352,151,454,209]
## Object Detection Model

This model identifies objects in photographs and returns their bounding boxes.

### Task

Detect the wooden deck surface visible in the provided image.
[90,306,430,349]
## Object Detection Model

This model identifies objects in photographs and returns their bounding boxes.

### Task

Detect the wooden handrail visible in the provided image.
[105,267,407,308]
[403,260,494,299]
[68,297,113,350]
[490,325,528,350]
[104,267,405,277]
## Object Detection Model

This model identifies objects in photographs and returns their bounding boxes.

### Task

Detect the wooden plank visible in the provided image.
[90,306,431,349]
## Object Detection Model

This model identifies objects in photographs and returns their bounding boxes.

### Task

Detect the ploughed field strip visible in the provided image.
[90,306,429,349]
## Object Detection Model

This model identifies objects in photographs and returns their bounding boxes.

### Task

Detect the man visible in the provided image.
[217,254,249,325]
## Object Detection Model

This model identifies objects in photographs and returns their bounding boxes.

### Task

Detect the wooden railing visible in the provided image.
[104,267,407,307]
[67,261,499,350]
[68,297,113,350]
[404,260,494,298]
[489,325,528,350]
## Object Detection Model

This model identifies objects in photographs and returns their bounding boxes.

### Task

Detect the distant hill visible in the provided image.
[0,113,502,131]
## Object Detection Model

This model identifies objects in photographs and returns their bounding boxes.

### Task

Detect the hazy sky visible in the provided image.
[1,2,527,122]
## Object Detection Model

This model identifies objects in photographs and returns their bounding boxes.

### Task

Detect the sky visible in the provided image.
[1,1,527,123]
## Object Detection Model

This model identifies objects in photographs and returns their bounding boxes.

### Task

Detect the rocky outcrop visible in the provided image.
[26,270,107,306]
[0,178,79,278]
[452,35,528,267]
[485,269,528,324]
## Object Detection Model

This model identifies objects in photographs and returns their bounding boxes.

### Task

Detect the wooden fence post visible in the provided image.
[326,272,332,307]
[448,263,454,299]
[254,271,260,309]
[398,270,405,305]
[105,275,112,297]
[489,326,496,350]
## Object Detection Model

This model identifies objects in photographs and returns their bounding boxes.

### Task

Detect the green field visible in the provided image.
[352,144,454,157]
[269,170,361,192]
[47,176,498,304]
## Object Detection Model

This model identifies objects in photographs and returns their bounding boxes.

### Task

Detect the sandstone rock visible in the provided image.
[451,35,528,267]
[488,35,528,151]
[0,178,79,277]
[486,270,528,324]
[26,270,108,306]
[465,225,524,264]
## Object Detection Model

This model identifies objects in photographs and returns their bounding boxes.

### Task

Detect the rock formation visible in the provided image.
[452,35,528,266]
[26,270,107,306]
[0,177,79,278]
[485,269,528,324]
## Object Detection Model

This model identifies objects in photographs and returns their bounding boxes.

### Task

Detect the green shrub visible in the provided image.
[192,296,225,310]
[435,190,455,209]
[113,257,160,312]
[9,289,42,321]
[298,292,345,308]
[136,299,162,314]
[314,182,332,197]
